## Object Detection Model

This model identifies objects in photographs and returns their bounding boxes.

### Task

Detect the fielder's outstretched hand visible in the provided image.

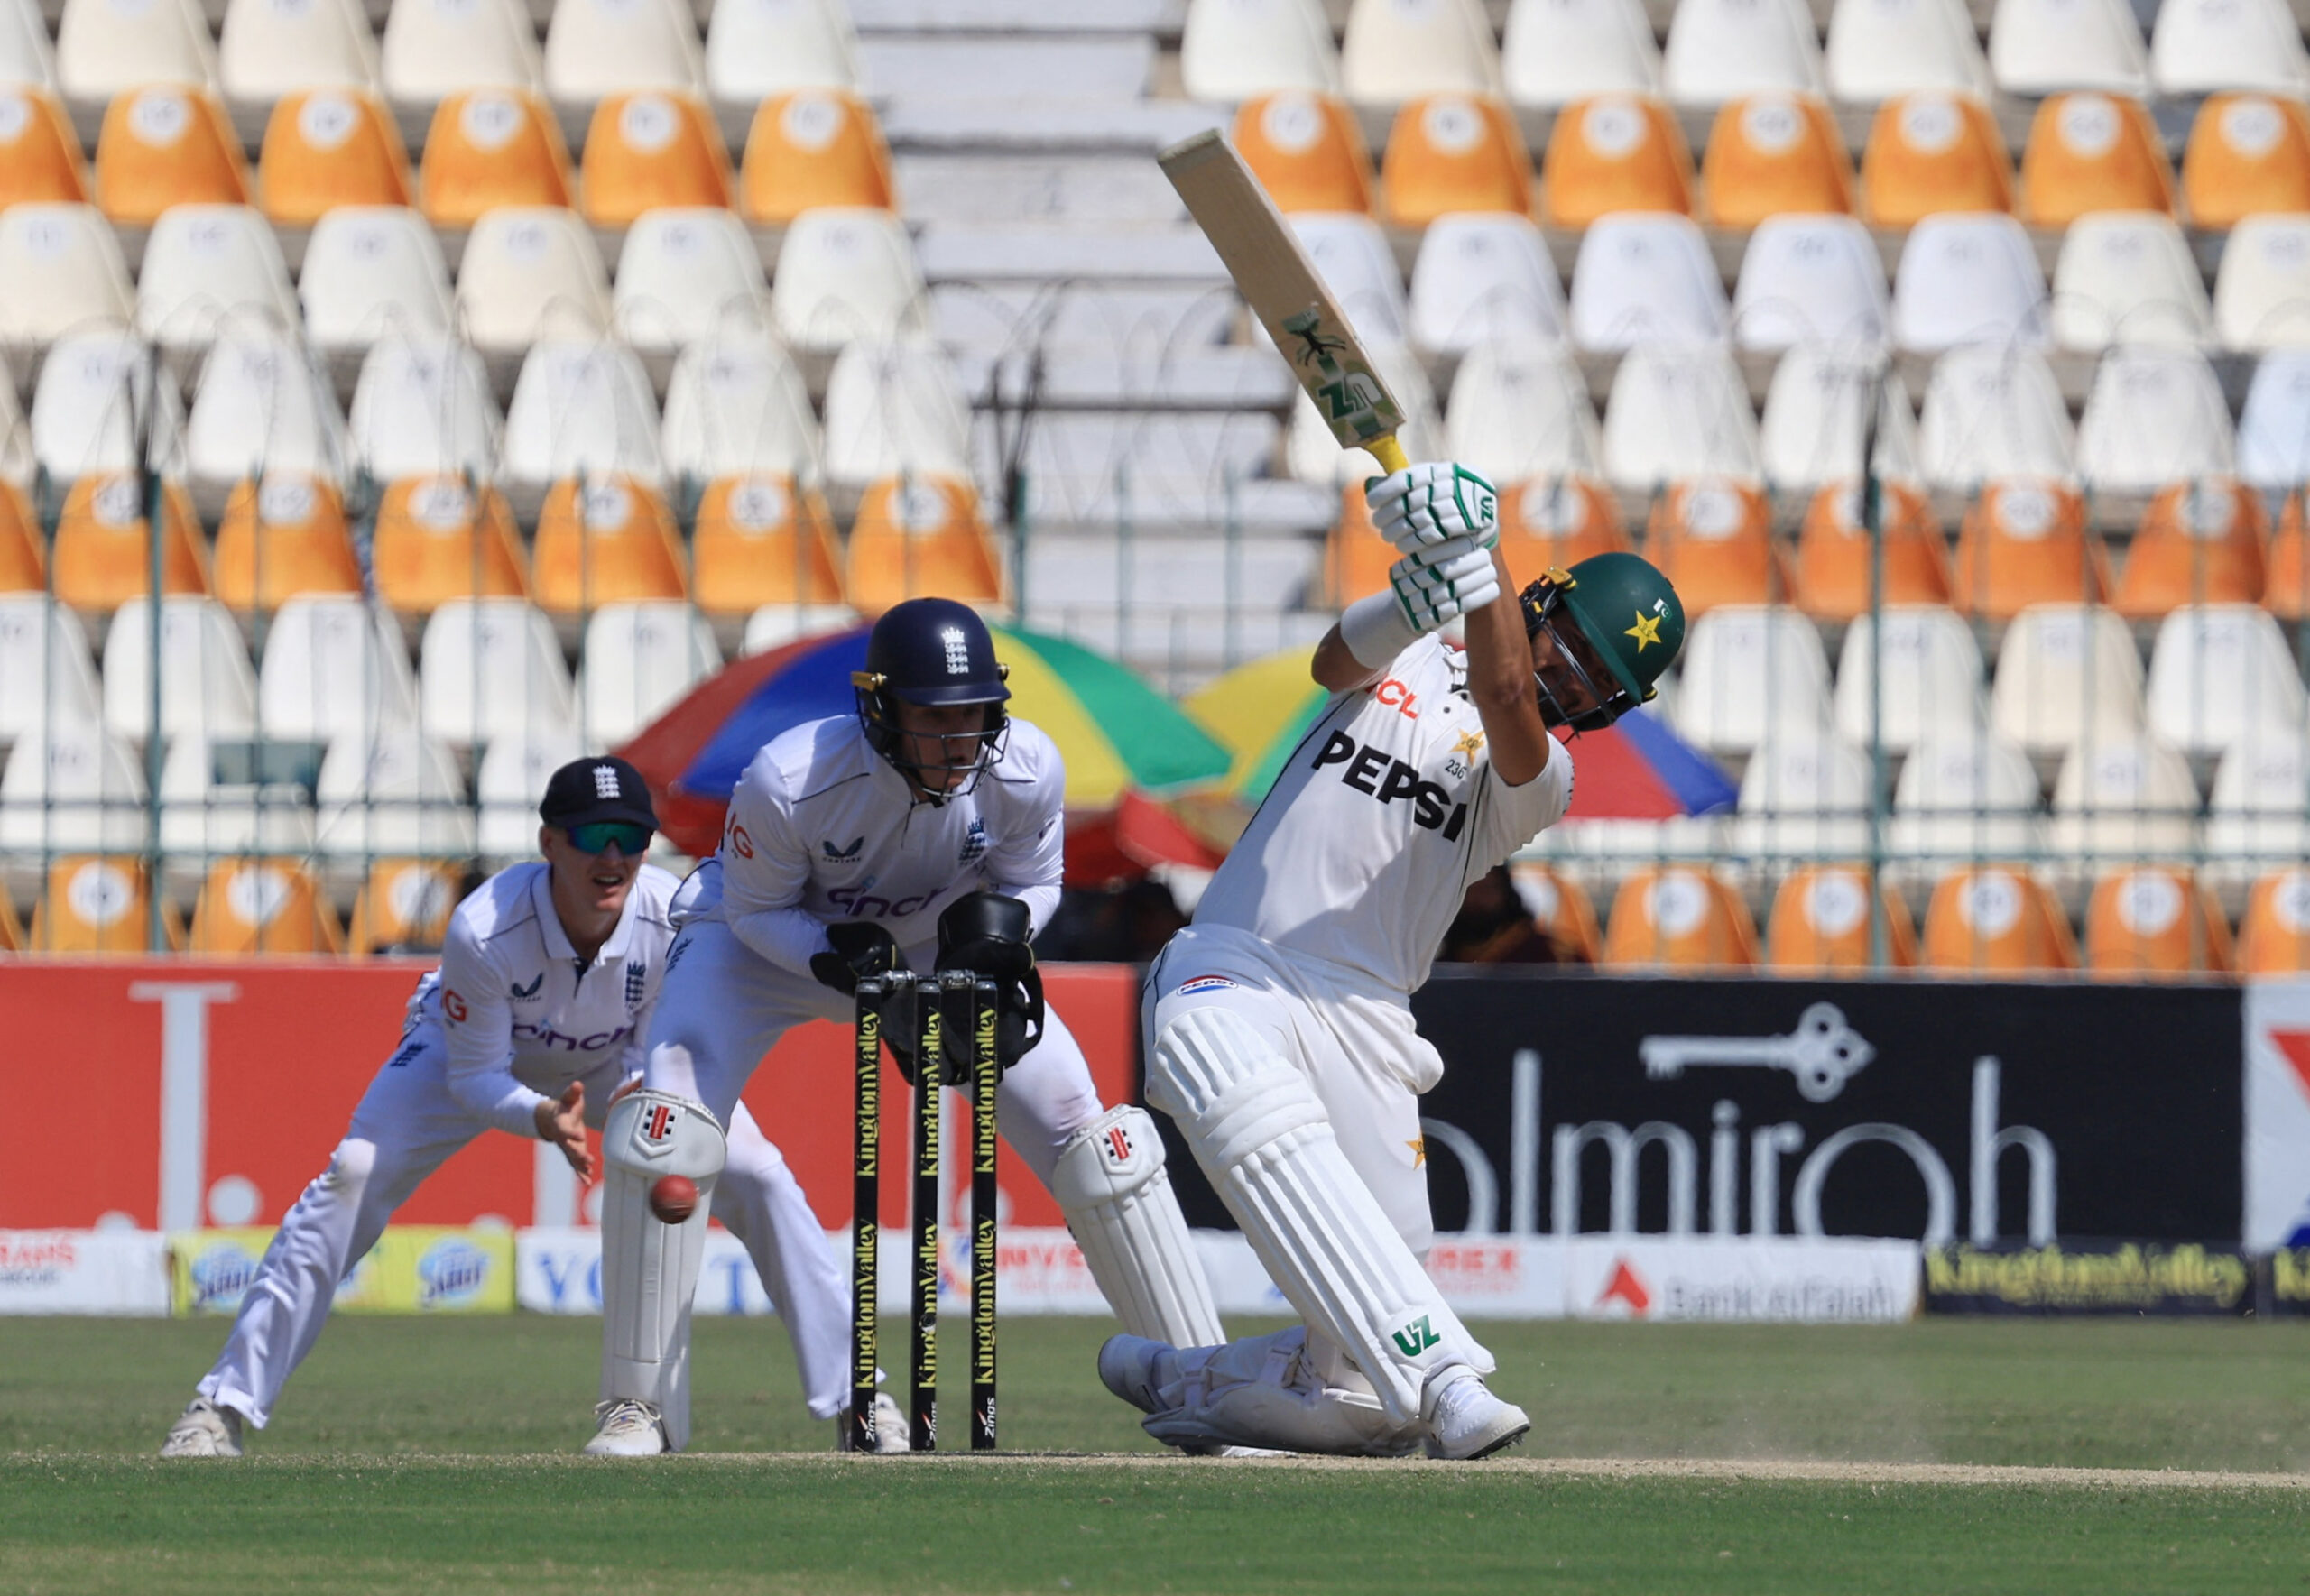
[1366,462,1499,554]
[534,1081,592,1181]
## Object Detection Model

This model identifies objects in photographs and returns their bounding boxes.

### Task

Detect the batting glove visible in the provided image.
[1389,537,1501,632]
[1365,462,1500,555]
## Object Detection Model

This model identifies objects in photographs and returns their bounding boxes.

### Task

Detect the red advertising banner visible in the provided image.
[0,961,1141,1234]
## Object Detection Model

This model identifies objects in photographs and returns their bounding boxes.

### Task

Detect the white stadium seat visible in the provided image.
[501,338,667,499]
[743,603,860,655]
[313,724,476,882]
[32,327,186,485]
[1602,342,1760,490]
[1732,215,1889,352]
[1502,0,1659,107]
[2150,0,2310,97]
[1662,0,1825,107]
[1340,0,1502,106]
[102,595,256,746]
[2145,604,2308,760]
[300,208,455,359]
[771,207,929,355]
[614,208,771,356]
[1888,733,2047,872]
[1759,346,1918,493]
[256,594,420,744]
[0,375,34,488]
[1834,604,1987,752]
[2049,213,2212,351]
[706,0,860,106]
[1917,345,2075,492]
[1179,0,1342,104]
[1990,603,2148,756]
[0,204,134,357]
[1824,0,1991,104]
[578,601,720,744]
[0,0,57,94]
[57,0,217,106]
[217,0,378,114]
[1891,212,2048,354]
[476,726,587,864]
[1988,0,2149,95]
[0,595,101,743]
[456,207,614,357]
[541,0,703,108]
[348,335,503,483]
[1287,211,1409,346]
[2207,734,2310,886]
[2048,736,2201,871]
[380,0,541,111]
[821,338,975,492]
[1445,342,1601,484]
[1732,734,1874,863]
[1568,212,1729,350]
[1672,604,1835,754]
[1408,212,1565,355]
[135,206,300,363]
[184,330,351,505]
[156,732,316,890]
[2074,346,2235,493]
[0,723,148,893]
[419,597,578,746]
[661,329,822,483]
[2240,350,2310,489]
[2213,214,2310,353]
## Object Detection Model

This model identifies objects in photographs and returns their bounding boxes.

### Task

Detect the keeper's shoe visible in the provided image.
[1420,1366,1529,1461]
[835,1391,912,1453]
[583,1398,671,1456]
[160,1397,244,1458]
[1097,1333,1174,1416]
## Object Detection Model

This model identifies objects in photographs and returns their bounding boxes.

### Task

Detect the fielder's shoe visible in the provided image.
[836,1392,912,1453]
[160,1397,243,1459]
[1420,1366,1529,1461]
[583,1398,670,1456]
[1097,1333,1175,1416]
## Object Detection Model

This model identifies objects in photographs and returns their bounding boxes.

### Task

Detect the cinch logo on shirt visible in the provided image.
[827,886,936,918]
[1311,731,1469,840]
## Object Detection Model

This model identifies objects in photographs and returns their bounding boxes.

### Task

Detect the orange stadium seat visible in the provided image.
[1234,90,1373,214]
[346,858,461,955]
[845,474,1003,615]
[0,87,88,207]
[739,88,896,223]
[1541,94,1693,226]
[1644,477,1791,614]
[531,474,688,616]
[1859,91,2013,227]
[2019,92,2173,226]
[94,86,250,224]
[2182,94,2310,230]
[1499,474,1631,567]
[259,90,413,226]
[371,475,531,614]
[1700,92,1853,228]
[189,858,343,956]
[1506,862,1604,964]
[1766,864,1917,972]
[0,891,17,951]
[0,483,44,593]
[1602,866,1760,969]
[2084,864,2232,978]
[1920,864,2078,975]
[2257,492,2310,618]
[1949,478,2114,620]
[1327,484,1396,605]
[420,89,573,228]
[27,854,181,954]
[2113,477,2268,618]
[692,473,845,618]
[2238,867,2310,973]
[212,475,364,612]
[52,475,209,613]
[1381,94,1532,227]
[1795,480,1952,620]
[581,91,733,227]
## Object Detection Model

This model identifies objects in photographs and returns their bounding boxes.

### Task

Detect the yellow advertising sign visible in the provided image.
[169,1227,513,1316]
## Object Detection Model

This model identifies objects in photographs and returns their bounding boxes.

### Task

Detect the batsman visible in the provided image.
[1107,462,1685,1458]
[587,597,1225,1456]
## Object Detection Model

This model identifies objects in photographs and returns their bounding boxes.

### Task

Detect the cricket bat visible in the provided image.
[1157,128,1412,475]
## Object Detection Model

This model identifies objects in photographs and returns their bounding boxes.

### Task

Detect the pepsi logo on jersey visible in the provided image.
[1310,731,1470,840]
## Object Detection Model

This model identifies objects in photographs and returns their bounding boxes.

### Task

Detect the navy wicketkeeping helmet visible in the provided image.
[853,598,1012,798]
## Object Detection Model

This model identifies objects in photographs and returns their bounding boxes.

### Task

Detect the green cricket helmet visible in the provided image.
[1518,551,1685,733]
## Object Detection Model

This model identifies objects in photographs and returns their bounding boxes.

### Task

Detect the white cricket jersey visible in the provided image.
[1193,635,1574,994]
[694,714,1065,973]
[409,861,681,1136]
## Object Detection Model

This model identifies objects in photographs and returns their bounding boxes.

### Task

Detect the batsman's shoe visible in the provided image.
[1421,1366,1529,1461]
[159,1397,243,1459]
[583,1398,671,1456]
[836,1392,912,1453]
[1098,1333,1176,1416]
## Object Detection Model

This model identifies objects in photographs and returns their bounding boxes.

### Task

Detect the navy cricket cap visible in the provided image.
[539,756,658,832]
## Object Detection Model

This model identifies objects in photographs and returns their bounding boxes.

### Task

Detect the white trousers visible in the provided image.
[197,1022,848,1427]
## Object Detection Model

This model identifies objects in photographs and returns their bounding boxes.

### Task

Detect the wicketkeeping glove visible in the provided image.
[1388,533,1502,632]
[808,920,904,996]
[1365,462,1499,556]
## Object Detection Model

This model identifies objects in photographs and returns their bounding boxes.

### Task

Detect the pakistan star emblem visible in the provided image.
[1625,609,1665,651]
[1452,728,1486,761]
[1407,1137,1427,1167]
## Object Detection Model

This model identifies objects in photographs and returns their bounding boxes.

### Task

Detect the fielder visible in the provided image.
[585,597,1224,1456]
[1105,463,1685,1459]
[161,758,848,1457]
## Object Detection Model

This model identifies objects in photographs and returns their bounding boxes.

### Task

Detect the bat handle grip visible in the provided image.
[1366,434,1409,475]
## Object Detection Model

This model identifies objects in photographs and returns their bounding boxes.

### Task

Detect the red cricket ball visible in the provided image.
[649,1174,698,1224]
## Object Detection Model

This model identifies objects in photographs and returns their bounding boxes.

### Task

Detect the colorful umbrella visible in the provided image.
[1180,645,1738,829]
[616,623,1234,879]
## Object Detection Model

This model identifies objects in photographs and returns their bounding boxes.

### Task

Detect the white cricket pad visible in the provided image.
[599,1075,726,1453]
[1049,1105,1226,1348]
[1146,1007,1487,1426]
[1139,1326,1420,1457]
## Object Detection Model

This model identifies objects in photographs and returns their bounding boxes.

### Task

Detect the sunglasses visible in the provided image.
[566,821,651,856]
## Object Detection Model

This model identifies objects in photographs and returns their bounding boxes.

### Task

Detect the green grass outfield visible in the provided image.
[3,1315,2306,1593]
